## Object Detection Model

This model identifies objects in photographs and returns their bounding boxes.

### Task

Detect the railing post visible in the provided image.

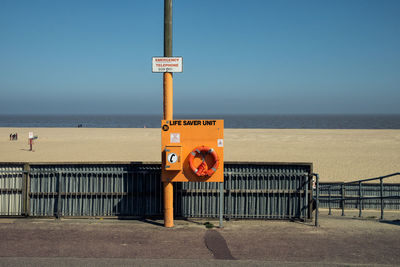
[328,186,331,215]
[341,183,345,216]
[315,174,319,227]
[57,171,62,219]
[304,174,308,220]
[380,178,384,220]
[219,182,224,228]
[22,163,30,217]
[359,181,362,217]
[228,173,232,220]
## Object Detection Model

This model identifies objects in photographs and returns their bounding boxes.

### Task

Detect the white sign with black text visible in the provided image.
[152,57,183,73]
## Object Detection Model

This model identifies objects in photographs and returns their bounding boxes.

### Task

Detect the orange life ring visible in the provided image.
[188,146,219,177]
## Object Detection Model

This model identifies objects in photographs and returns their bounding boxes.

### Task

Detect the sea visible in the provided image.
[0,114,399,129]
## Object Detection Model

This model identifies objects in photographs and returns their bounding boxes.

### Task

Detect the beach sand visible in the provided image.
[1,128,399,182]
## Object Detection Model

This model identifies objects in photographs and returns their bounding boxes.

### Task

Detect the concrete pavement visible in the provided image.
[1,210,399,266]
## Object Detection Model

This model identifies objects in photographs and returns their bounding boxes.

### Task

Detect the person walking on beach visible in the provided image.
[28,138,33,151]
[28,132,35,151]
[10,133,12,140]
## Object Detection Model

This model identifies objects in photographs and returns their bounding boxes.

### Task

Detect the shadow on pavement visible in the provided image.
[138,218,164,227]
[379,219,400,226]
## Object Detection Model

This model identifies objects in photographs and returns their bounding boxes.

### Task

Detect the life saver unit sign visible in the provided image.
[161,119,224,182]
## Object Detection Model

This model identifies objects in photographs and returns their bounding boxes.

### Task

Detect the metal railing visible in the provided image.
[0,162,313,221]
[314,173,400,226]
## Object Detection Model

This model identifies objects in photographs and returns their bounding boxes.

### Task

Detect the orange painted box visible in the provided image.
[161,119,224,182]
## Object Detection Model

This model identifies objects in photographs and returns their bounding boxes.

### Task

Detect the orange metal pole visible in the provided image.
[163,0,174,228]
[163,73,173,121]
[163,72,174,228]
[163,180,174,227]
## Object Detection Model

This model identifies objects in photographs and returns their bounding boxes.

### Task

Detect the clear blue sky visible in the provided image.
[0,0,399,115]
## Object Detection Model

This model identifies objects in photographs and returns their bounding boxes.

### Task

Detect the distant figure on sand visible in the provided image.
[10,133,18,141]
[28,138,34,151]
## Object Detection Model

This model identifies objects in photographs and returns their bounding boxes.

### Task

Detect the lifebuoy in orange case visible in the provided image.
[188,146,219,177]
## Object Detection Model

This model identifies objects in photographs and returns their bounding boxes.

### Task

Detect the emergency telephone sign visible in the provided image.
[152,57,183,73]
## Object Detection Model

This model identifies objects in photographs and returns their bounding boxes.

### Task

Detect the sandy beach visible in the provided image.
[1,128,399,182]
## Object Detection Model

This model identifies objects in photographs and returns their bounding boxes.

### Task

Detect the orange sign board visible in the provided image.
[161,119,224,182]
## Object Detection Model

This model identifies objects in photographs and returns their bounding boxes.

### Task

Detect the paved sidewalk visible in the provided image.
[0,211,399,266]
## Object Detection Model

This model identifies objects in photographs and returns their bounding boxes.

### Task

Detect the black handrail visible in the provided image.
[315,173,400,222]
[320,172,400,187]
